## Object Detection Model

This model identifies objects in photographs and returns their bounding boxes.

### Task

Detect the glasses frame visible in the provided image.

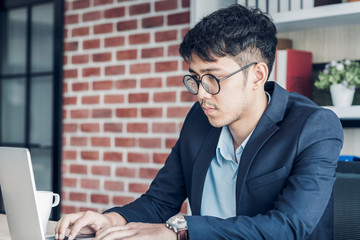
[183,62,258,95]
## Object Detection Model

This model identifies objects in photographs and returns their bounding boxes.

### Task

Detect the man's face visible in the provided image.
[188,54,256,128]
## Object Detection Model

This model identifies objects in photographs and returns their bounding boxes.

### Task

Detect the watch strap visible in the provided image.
[177,229,189,240]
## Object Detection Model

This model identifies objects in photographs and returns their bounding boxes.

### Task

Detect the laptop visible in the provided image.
[0,147,94,240]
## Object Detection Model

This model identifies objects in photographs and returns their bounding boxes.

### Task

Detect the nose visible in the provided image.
[197,83,212,101]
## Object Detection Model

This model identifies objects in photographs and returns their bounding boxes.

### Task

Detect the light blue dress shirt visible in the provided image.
[200,92,271,219]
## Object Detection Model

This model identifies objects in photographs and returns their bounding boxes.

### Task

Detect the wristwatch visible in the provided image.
[166,215,189,240]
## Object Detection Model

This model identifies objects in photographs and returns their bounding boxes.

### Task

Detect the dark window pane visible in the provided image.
[31,3,54,73]
[30,75,53,146]
[1,8,27,75]
[30,148,53,191]
[1,77,26,143]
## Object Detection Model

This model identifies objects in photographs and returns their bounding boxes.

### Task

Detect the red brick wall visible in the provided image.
[62,0,194,214]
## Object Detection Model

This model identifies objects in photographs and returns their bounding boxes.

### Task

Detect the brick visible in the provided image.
[155,60,178,72]
[79,207,98,212]
[93,52,112,62]
[130,63,151,74]
[63,150,77,160]
[154,91,176,102]
[64,69,77,79]
[168,44,180,56]
[141,108,162,118]
[83,67,101,77]
[91,194,109,204]
[92,109,112,118]
[70,109,89,119]
[127,123,148,133]
[168,12,189,25]
[63,123,77,132]
[93,80,113,90]
[81,123,100,132]
[139,138,161,148]
[115,138,136,147]
[141,77,162,88]
[64,41,78,51]
[94,0,113,6]
[104,123,123,132]
[142,16,164,28]
[63,96,77,105]
[166,138,177,148]
[128,152,149,163]
[166,75,183,86]
[129,183,149,193]
[62,177,77,187]
[141,47,163,58]
[153,152,169,164]
[72,82,89,91]
[155,30,177,42]
[181,91,197,102]
[83,11,102,22]
[129,3,150,15]
[81,151,99,160]
[91,137,111,147]
[70,137,87,146]
[128,93,149,103]
[116,167,136,177]
[117,49,137,60]
[115,79,136,89]
[92,166,111,175]
[62,205,76,214]
[116,108,137,118]
[129,33,150,45]
[104,7,125,18]
[113,196,135,206]
[167,107,190,117]
[182,0,190,7]
[72,27,89,37]
[105,36,125,47]
[72,54,89,64]
[104,152,123,162]
[70,164,87,174]
[117,20,137,32]
[81,179,100,189]
[82,95,100,104]
[139,167,160,179]
[94,23,113,34]
[63,55,68,65]
[155,0,177,11]
[72,0,90,10]
[181,28,189,38]
[83,39,100,49]
[70,192,87,202]
[104,94,125,103]
[65,14,79,24]
[104,181,124,191]
[152,122,176,133]
[105,65,125,75]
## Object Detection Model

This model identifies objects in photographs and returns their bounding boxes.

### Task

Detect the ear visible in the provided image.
[252,62,268,90]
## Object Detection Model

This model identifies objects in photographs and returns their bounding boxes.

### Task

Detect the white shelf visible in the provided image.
[323,106,360,120]
[273,2,360,32]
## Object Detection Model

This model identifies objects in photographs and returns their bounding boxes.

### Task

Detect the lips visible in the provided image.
[202,106,216,115]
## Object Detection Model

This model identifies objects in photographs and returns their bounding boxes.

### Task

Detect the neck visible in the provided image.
[229,90,268,150]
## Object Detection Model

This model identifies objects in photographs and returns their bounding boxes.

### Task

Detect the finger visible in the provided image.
[55,212,84,239]
[95,226,135,240]
[67,211,99,240]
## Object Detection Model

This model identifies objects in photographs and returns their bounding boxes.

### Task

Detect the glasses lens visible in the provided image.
[202,75,219,94]
[184,76,198,94]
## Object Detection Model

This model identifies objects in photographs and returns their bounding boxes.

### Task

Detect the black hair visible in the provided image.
[179,4,278,78]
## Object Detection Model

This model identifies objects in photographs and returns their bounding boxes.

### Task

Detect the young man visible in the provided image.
[55,4,343,240]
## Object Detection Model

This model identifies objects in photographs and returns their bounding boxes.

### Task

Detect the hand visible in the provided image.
[94,222,176,240]
[55,211,127,240]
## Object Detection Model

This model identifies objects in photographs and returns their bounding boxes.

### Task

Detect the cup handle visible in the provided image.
[52,193,60,207]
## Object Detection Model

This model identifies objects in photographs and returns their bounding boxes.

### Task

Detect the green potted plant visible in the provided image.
[314,59,360,107]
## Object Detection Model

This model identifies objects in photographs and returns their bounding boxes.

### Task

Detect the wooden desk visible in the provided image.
[0,214,57,239]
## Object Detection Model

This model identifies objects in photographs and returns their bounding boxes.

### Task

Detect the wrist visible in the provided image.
[103,212,127,226]
[166,215,189,240]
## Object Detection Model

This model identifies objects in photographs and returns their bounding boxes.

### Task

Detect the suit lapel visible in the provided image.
[190,127,222,215]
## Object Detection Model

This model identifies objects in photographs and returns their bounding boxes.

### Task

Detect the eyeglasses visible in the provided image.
[183,62,257,95]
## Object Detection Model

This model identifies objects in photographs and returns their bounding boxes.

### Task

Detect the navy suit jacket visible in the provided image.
[106,82,343,239]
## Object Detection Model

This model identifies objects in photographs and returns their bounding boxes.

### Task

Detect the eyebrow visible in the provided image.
[188,67,225,74]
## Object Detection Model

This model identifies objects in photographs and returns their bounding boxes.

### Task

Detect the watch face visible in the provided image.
[166,215,187,232]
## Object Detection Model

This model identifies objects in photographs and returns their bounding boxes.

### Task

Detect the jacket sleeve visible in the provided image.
[185,108,343,240]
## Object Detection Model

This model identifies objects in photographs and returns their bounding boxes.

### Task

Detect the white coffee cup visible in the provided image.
[35,191,60,233]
